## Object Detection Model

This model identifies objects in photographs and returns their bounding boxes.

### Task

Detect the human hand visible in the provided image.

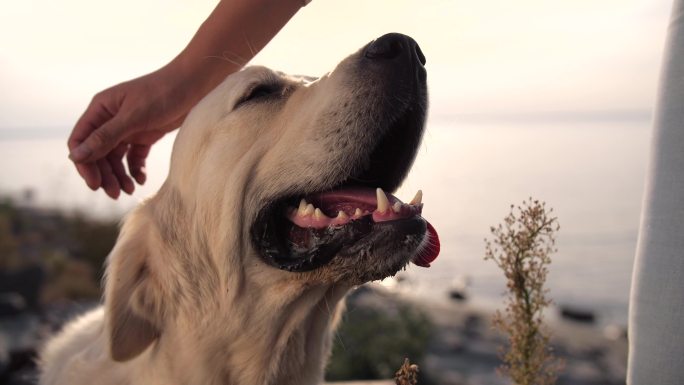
[68,0,304,199]
[68,67,199,199]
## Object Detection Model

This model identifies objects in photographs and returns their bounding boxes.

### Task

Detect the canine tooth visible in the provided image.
[376,188,390,213]
[298,199,308,215]
[409,190,423,205]
[304,204,315,216]
[393,202,402,213]
[314,208,327,220]
[354,208,363,217]
[337,210,349,219]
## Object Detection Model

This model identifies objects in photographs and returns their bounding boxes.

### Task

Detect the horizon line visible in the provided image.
[0,108,653,139]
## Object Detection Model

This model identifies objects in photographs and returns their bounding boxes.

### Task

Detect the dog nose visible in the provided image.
[364,33,426,66]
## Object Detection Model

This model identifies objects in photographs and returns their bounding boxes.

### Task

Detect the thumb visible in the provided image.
[69,116,128,163]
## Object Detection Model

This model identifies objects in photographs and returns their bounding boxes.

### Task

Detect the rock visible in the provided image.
[0,266,45,312]
[448,289,467,301]
[0,294,26,317]
[0,334,8,375]
[559,305,597,324]
[448,275,470,302]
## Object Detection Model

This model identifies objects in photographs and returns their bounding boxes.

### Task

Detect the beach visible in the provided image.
[332,284,627,385]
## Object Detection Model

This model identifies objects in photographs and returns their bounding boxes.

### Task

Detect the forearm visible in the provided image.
[67,0,306,195]
[168,0,305,98]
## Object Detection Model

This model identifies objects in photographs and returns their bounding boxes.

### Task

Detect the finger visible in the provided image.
[69,94,116,190]
[108,144,135,195]
[97,159,121,199]
[70,114,129,163]
[74,162,102,190]
[127,144,151,185]
[68,94,117,153]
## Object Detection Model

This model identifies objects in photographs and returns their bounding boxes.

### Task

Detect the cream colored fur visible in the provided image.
[40,47,426,385]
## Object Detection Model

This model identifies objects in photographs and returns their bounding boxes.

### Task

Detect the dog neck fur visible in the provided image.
[99,185,351,385]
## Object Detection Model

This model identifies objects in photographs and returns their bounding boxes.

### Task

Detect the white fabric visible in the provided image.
[628,1,684,384]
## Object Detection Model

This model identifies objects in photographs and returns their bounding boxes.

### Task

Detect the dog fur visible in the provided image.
[39,35,429,385]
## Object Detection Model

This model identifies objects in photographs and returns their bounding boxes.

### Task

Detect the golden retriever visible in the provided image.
[39,32,439,385]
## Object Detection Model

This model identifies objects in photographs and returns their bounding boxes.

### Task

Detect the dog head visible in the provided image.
[175,32,438,279]
[104,33,439,367]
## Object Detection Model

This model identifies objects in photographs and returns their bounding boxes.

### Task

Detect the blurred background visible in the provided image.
[0,0,673,384]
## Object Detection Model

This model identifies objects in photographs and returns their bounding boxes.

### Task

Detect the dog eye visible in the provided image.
[234,84,281,109]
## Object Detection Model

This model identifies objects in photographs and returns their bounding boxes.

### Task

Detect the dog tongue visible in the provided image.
[412,221,440,268]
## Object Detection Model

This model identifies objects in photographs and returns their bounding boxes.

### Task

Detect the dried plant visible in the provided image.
[394,358,419,385]
[484,199,563,385]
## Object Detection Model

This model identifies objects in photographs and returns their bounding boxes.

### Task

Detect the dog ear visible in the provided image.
[104,212,166,362]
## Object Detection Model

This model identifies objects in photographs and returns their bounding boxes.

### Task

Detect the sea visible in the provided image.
[0,116,651,327]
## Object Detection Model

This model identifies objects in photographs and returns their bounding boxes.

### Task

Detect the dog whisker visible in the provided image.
[205,50,250,68]
[243,32,257,57]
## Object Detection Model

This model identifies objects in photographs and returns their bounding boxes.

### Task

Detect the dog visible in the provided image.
[39,32,439,385]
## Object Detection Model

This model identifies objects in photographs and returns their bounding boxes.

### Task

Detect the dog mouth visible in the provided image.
[286,186,439,265]
[252,186,440,273]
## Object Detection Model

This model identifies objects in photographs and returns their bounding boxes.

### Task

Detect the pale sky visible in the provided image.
[0,0,673,130]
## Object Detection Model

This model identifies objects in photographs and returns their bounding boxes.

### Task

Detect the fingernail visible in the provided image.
[108,189,120,200]
[69,145,92,162]
[123,182,135,195]
[135,168,147,185]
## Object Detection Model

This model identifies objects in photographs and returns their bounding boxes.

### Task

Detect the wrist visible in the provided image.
[161,53,237,106]
[175,51,237,87]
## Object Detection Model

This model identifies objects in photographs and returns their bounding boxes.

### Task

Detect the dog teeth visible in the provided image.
[314,208,327,220]
[298,199,308,215]
[304,203,315,216]
[392,202,402,213]
[354,208,363,217]
[376,188,390,213]
[409,190,423,205]
[337,210,348,220]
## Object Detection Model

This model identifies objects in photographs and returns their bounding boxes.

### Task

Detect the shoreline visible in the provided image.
[350,284,628,385]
